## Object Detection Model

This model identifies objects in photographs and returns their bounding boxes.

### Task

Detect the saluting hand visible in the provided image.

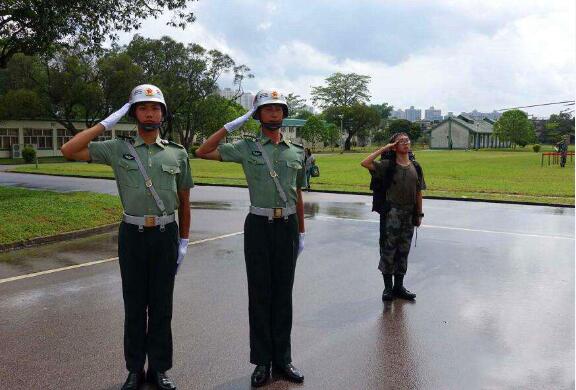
[224,107,257,133]
[99,102,131,131]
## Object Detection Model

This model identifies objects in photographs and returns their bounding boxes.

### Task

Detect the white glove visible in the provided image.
[224,107,256,133]
[176,238,189,274]
[297,233,305,258]
[99,103,131,130]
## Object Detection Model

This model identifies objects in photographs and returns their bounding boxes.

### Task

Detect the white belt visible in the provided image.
[122,213,175,231]
[249,205,296,220]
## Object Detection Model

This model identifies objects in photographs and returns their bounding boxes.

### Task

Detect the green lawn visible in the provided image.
[10,150,575,205]
[0,186,123,245]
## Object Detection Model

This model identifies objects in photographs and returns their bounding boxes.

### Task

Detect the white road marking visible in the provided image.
[0,232,244,285]
[314,215,575,240]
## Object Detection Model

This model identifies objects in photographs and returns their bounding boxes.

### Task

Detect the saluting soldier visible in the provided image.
[61,84,193,390]
[196,90,307,387]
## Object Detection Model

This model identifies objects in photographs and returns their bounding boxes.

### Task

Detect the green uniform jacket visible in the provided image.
[88,134,194,216]
[218,134,306,208]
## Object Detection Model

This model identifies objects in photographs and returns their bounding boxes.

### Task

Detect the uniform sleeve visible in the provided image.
[88,140,117,166]
[177,151,194,190]
[297,152,307,189]
[218,140,245,163]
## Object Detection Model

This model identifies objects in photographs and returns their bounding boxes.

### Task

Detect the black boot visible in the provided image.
[382,274,394,301]
[393,274,416,300]
[251,364,271,387]
[121,371,144,390]
[273,363,304,383]
[146,371,176,390]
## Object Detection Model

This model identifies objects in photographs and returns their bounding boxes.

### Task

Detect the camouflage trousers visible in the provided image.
[378,206,415,275]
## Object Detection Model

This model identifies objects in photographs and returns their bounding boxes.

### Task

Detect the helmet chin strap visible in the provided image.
[138,121,163,132]
[261,121,283,130]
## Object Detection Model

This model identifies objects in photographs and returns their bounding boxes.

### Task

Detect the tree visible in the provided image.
[371,102,393,129]
[311,72,371,109]
[494,109,537,148]
[299,115,324,147]
[322,123,340,150]
[285,93,307,116]
[0,50,143,133]
[388,119,422,142]
[0,0,197,68]
[324,103,380,151]
[546,112,574,142]
[124,35,253,148]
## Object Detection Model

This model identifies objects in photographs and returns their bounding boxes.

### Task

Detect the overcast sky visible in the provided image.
[116,0,575,118]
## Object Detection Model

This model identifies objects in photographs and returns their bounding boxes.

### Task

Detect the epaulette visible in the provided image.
[289,140,304,149]
[165,140,185,149]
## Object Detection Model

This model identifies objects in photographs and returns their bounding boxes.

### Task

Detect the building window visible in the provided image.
[96,130,113,141]
[0,128,19,150]
[115,130,136,139]
[56,129,74,148]
[24,128,53,150]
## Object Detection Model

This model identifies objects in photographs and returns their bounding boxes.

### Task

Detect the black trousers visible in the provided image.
[244,213,299,366]
[118,221,179,372]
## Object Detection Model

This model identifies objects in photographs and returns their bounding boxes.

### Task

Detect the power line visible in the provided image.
[497,100,575,111]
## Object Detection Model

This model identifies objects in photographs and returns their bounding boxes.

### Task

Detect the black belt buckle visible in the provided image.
[273,208,283,218]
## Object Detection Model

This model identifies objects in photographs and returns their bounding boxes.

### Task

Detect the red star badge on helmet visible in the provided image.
[271,91,279,99]
[144,88,155,96]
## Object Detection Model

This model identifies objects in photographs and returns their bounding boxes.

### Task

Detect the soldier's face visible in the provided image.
[259,104,284,124]
[135,103,163,124]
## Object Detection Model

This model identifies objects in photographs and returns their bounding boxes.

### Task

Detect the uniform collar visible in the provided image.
[259,133,290,147]
[134,134,166,149]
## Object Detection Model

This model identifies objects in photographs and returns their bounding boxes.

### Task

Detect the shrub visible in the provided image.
[22,146,36,163]
[532,144,541,152]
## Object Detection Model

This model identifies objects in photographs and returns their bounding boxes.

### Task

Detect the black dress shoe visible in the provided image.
[393,286,416,300]
[121,371,144,390]
[273,363,304,383]
[251,364,270,387]
[146,371,176,390]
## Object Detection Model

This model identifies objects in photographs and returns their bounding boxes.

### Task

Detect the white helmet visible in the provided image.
[252,89,289,120]
[128,84,167,117]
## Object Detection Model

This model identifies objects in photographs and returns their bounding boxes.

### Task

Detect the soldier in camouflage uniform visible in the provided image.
[361,132,426,301]
[557,136,569,168]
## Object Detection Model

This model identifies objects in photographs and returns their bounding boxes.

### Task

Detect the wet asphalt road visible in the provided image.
[0,172,574,389]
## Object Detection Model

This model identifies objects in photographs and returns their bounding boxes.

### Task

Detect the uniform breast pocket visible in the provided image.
[246,156,267,182]
[117,159,140,188]
[284,160,302,184]
[161,163,180,190]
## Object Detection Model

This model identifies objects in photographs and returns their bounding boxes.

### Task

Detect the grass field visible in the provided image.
[0,186,123,245]
[10,149,574,205]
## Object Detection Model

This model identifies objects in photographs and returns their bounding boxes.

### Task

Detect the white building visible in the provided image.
[424,106,442,121]
[430,114,509,149]
[391,109,406,119]
[405,106,421,122]
[0,119,137,158]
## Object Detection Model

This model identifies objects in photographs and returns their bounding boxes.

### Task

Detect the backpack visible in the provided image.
[370,151,423,214]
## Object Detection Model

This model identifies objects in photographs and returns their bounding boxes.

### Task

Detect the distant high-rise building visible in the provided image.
[462,109,502,121]
[238,92,255,110]
[405,106,421,122]
[219,87,236,100]
[391,109,406,119]
[424,106,442,121]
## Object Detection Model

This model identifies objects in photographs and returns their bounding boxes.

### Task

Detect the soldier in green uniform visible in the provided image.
[195,89,306,387]
[361,132,425,302]
[61,84,193,390]
[557,135,569,168]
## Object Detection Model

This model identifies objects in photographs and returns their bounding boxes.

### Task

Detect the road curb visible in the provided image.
[4,170,574,208]
[0,223,120,253]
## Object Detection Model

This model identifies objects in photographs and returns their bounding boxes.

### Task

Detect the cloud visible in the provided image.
[110,0,575,117]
